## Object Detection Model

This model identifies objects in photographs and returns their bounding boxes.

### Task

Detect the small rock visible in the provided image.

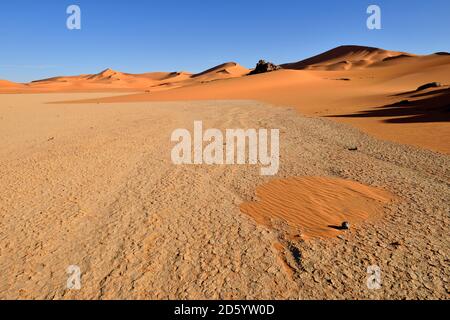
[348,146,358,151]
[341,221,350,230]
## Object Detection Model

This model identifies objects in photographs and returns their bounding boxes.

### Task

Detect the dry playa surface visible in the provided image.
[0,93,448,299]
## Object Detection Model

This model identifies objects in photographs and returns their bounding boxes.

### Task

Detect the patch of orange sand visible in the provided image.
[240,177,393,240]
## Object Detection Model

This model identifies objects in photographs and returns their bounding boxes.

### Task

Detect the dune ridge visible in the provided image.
[281,45,415,70]
[0,62,249,93]
[0,79,25,88]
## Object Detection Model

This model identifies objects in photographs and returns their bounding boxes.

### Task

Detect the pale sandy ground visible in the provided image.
[0,93,448,299]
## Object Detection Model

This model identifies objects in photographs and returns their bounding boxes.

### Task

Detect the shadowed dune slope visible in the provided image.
[330,87,450,124]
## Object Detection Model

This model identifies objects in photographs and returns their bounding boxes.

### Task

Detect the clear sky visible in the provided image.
[1,0,449,82]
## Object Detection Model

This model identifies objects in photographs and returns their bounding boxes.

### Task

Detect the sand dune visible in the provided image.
[192,62,250,81]
[65,47,449,153]
[19,68,177,92]
[0,94,448,299]
[0,79,25,88]
[0,62,248,94]
[281,45,413,70]
[85,68,125,81]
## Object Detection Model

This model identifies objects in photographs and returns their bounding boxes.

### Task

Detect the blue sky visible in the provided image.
[1,0,449,82]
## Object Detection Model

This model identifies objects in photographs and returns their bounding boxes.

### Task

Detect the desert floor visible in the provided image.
[0,93,448,299]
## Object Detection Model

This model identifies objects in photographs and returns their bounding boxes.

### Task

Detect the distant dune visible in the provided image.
[0,79,25,88]
[0,62,248,93]
[281,45,415,70]
[192,62,250,80]
[1,45,449,153]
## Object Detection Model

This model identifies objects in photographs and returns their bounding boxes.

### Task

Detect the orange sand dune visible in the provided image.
[192,62,250,81]
[73,47,449,153]
[20,68,181,92]
[0,62,248,94]
[282,45,413,70]
[240,177,393,240]
[0,79,25,88]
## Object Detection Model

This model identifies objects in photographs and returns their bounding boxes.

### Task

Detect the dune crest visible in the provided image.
[0,79,24,88]
[86,68,125,81]
[0,62,249,93]
[240,177,393,240]
[282,45,415,70]
[193,62,250,80]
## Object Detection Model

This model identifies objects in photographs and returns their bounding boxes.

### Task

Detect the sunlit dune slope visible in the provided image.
[0,62,248,93]
[281,45,414,70]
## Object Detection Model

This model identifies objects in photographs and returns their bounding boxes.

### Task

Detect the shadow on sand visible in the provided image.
[328,87,450,123]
